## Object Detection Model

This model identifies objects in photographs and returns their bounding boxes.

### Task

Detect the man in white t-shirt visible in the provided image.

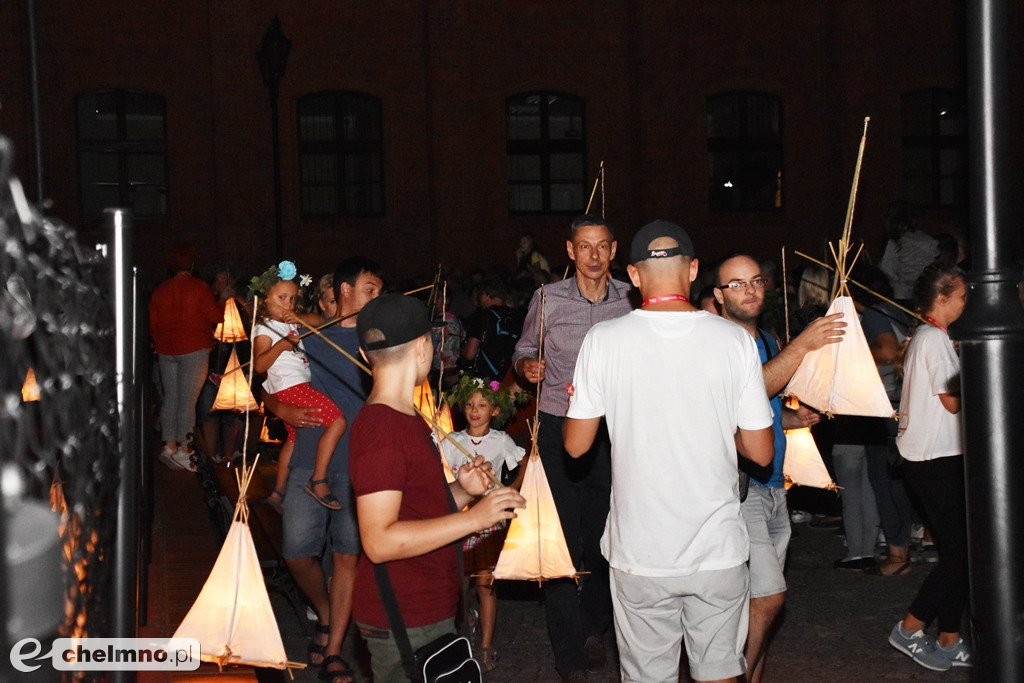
[564,220,775,683]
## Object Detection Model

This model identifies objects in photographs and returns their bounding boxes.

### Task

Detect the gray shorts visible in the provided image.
[742,484,791,598]
[610,565,749,682]
[281,466,360,558]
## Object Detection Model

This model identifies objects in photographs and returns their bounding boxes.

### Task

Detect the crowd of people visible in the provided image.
[147,200,979,681]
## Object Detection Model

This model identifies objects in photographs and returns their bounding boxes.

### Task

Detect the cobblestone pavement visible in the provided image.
[276,521,972,682]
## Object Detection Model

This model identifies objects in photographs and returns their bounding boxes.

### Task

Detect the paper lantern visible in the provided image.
[784,296,895,418]
[22,367,40,402]
[492,448,578,583]
[783,427,836,490]
[212,348,259,412]
[214,298,248,343]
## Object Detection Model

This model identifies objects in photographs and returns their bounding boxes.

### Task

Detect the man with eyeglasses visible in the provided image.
[714,253,846,683]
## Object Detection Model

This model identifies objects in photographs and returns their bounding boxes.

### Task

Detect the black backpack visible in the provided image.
[470,306,521,381]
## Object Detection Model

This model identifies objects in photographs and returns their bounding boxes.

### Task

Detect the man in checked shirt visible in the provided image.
[512,214,634,682]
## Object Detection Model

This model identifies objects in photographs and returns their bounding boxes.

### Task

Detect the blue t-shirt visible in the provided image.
[754,330,786,488]
[291,324,371,472]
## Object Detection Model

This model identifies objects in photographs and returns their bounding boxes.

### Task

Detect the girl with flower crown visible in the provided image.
[252,260,346,511]
[441,374,527,671]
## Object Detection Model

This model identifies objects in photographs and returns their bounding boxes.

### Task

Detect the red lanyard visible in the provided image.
[925,316,948,334]
[641,294,690,308]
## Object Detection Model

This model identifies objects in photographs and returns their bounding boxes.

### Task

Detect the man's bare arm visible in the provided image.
[735,426,774,467]
[763,312,846,396]
[563,416,601,458]
[262,390,323,427]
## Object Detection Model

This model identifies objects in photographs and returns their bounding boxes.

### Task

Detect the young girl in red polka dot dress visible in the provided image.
[252,261,346,510]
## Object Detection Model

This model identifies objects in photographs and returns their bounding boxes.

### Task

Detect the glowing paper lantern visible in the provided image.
[214,298,248,343]
[783,427,836,490]
[22,367,39,402]
[493,449,578,583]
[784,296,894,418]
[212,348,259,412]
[172,520,287,669]
[414,380,457,482]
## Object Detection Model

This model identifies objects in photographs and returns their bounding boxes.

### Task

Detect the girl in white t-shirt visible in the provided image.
[442,375,526,672]
[252,261,346,510]
[889,261,972,670]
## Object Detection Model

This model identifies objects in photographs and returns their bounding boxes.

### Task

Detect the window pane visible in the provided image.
[549,153,583,181]
[548,97,583,139]
[301,154,338,183]
[550,183,583,211]
[904,176,933,206]
[508,154,542,181]
[81,184,122,217]
[125,93,165,141]
[299,96,337,141]
[343,96,381,141]
[939,148,964,175]
[80,152,120,183]
[77,93,119,141]
[344,181,382,214]
[746,96,779,137]
[126,153,166,184]
[707,94,739,138]
[507,100,542,140]
[903,147,932,176]
[509,184,543,212]
[936,91,965,136]
[130,184,167,217]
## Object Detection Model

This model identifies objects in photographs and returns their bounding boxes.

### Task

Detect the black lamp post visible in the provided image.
[257,16,290,261]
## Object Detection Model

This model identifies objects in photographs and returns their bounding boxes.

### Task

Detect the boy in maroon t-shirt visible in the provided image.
[349,294,525,682]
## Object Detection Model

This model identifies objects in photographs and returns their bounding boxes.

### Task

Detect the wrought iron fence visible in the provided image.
[1,135,142,682]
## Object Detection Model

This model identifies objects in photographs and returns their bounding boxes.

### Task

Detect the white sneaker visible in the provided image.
[158,446,183,470]
[171,449,197,472]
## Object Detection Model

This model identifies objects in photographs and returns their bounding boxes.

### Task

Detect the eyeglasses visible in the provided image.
[716,278,768,292]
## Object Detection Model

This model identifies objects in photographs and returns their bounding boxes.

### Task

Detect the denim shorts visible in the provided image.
[741,484,791,598]
[282,466,360,558]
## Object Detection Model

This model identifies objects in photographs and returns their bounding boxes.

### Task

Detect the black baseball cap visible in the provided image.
[630,220,696,264]
[357,293,432,351]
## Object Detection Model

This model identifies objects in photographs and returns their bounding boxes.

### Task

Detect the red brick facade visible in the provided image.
[2,1,1020,287]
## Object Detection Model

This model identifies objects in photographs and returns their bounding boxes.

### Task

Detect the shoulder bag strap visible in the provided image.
[373,455,466,680]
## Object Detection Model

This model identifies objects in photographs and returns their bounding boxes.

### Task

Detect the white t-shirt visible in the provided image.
[252,319,311,393]
[567,309,773,577]
[896,324,962,461]
[440,429,525,477]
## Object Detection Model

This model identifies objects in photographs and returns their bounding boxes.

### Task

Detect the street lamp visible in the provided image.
[257,16,290,261]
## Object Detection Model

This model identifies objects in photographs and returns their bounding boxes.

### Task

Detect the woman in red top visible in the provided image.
[149,244,222,471]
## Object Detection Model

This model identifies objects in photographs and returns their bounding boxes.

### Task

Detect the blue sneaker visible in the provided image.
[938,637,973,668]
[888,621,950,672]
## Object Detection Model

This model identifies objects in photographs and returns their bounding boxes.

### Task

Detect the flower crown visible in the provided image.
[444,373,529,429]
[248,260,312,299]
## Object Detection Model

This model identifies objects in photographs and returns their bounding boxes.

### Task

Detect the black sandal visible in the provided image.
[307,622,329,666]
[319,654,355,683]
[305,478,342,510]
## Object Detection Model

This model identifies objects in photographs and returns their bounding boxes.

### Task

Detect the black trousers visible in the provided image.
[537,412,613,675]
[902,455,970,634]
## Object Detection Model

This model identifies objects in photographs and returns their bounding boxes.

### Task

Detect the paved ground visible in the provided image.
[274,519,973,682]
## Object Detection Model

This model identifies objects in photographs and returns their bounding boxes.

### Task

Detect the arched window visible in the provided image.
[707,91,783,212]
[298,91,384,216]
[76,89,168,219]
[902,88,966,208]
[507,92,585,213]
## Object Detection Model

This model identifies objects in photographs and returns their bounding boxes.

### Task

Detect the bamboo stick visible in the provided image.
[793,250,928,325]
[585,161,604,214]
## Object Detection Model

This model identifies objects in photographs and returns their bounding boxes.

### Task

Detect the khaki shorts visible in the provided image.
[610,564,749,682]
